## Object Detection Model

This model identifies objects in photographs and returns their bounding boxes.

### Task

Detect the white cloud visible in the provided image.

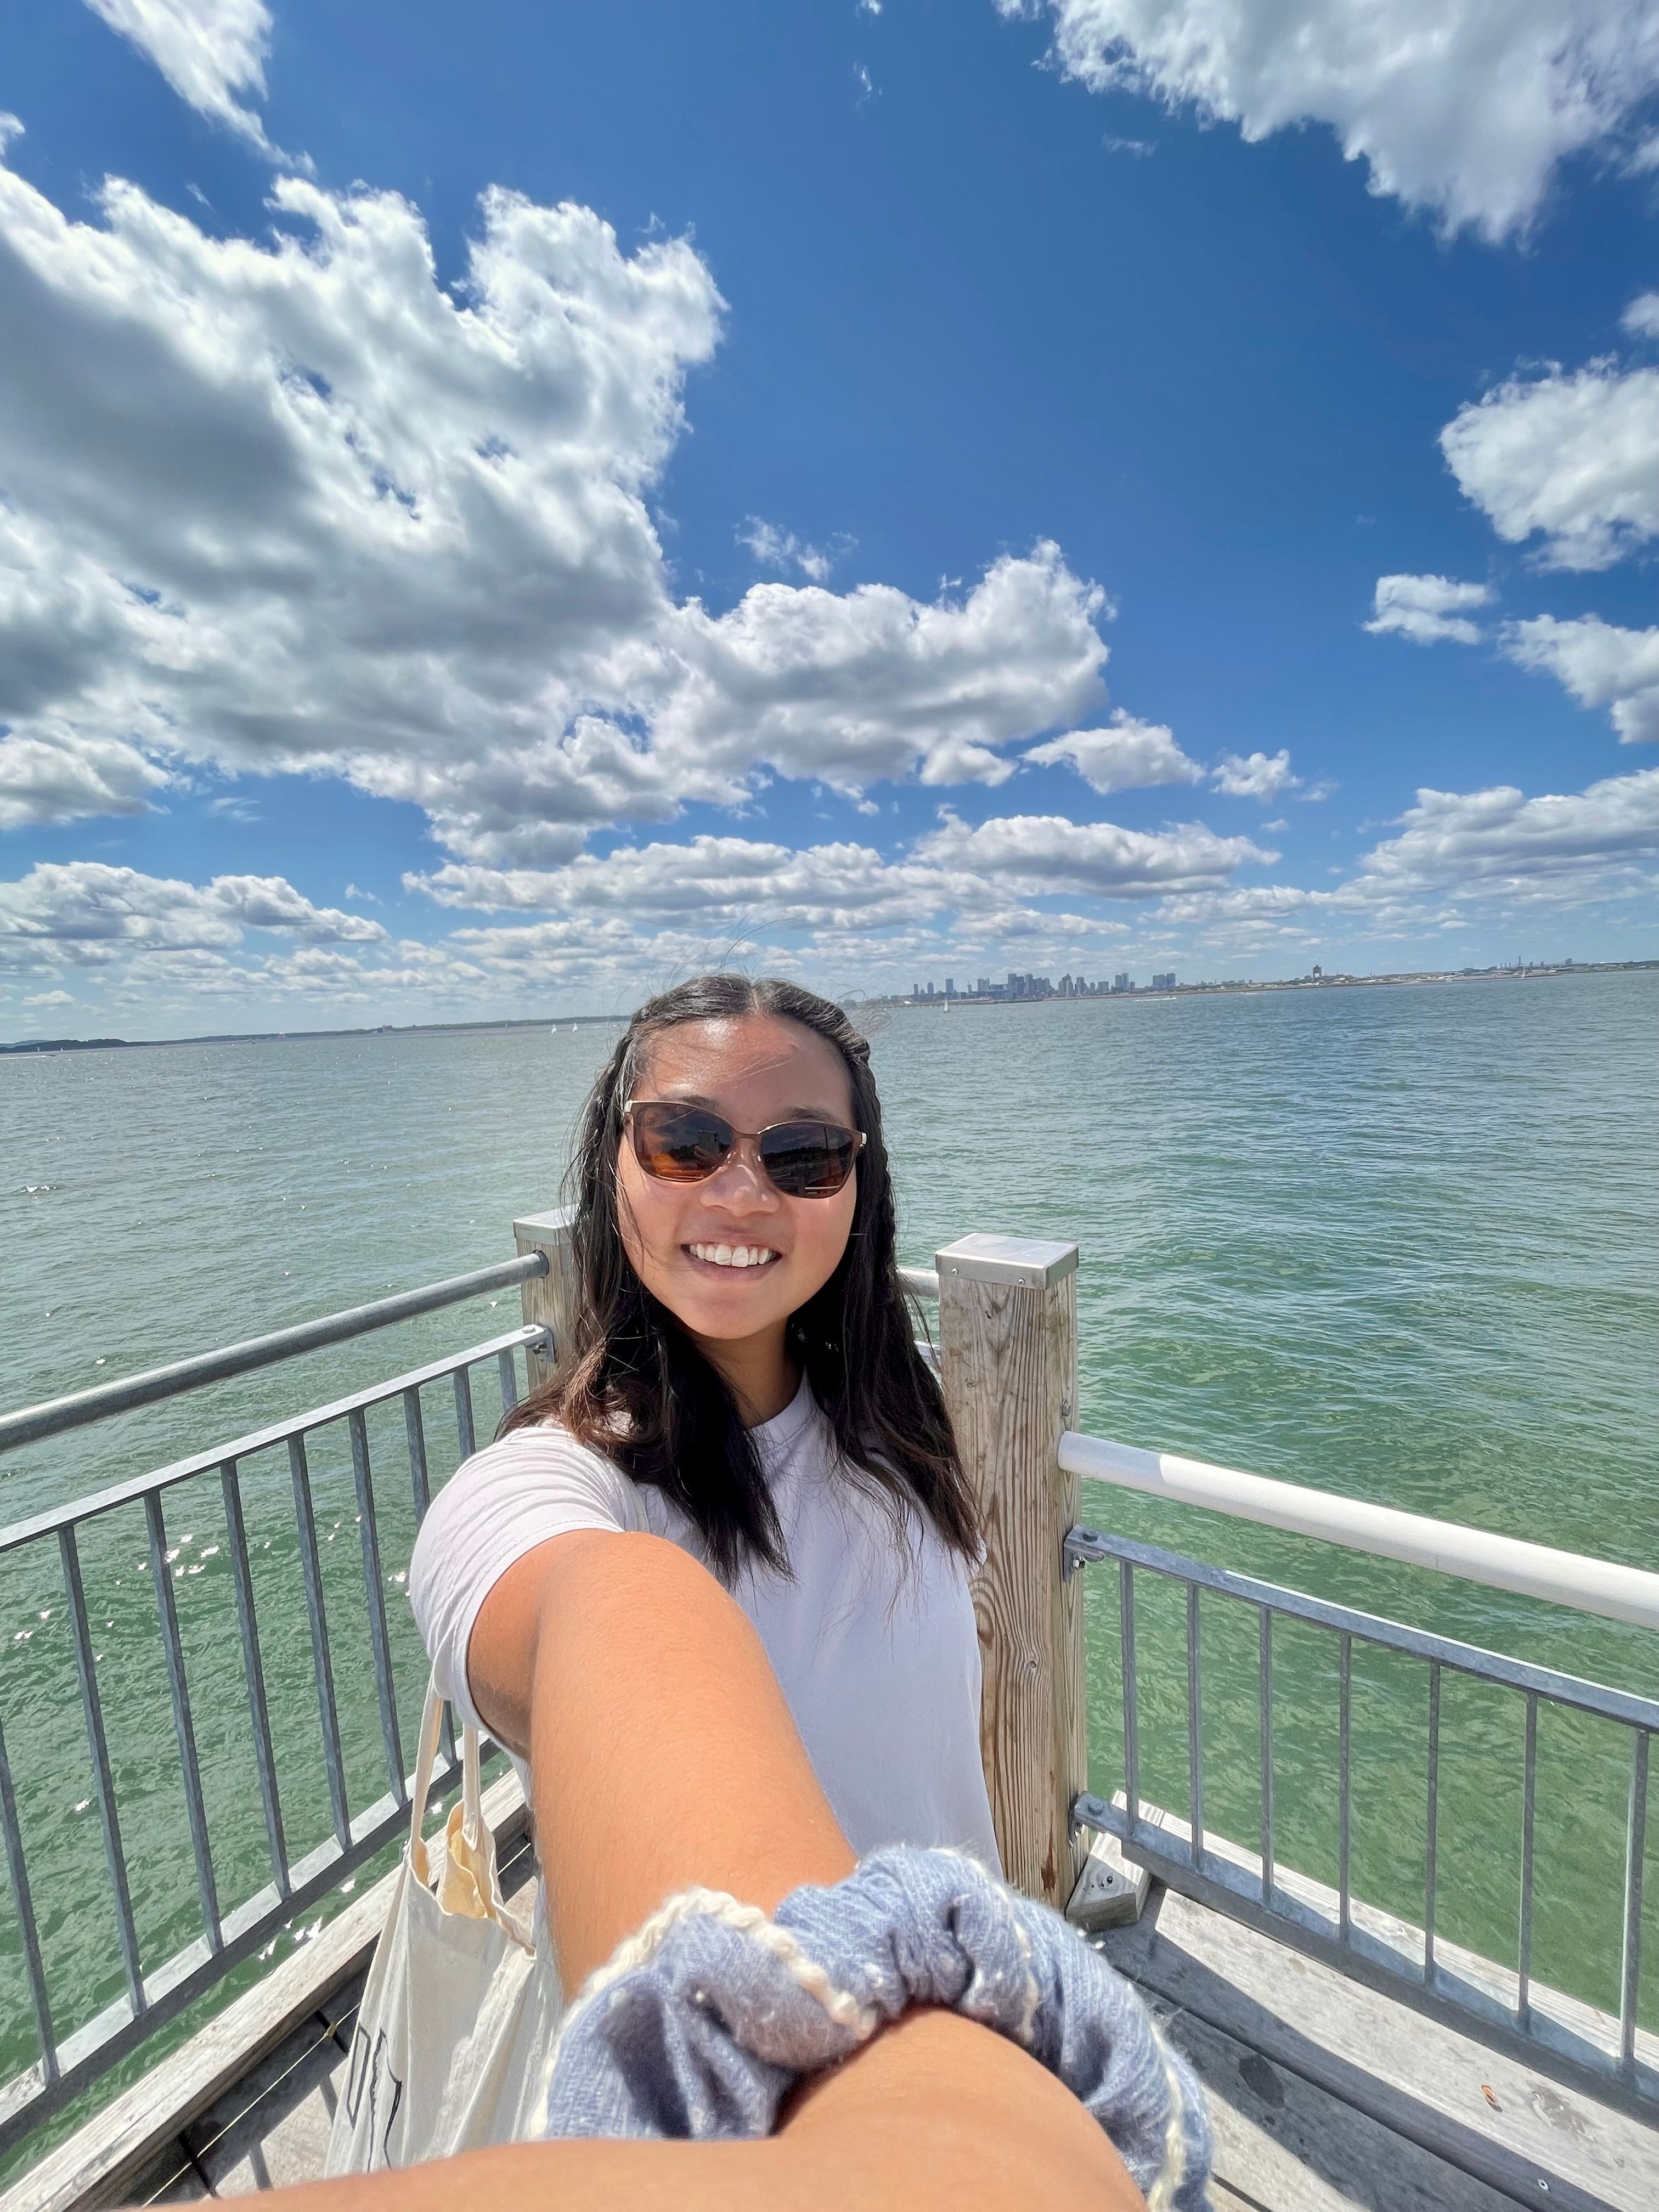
[0,145,1116,860]
[914,810,1276,896]
[1156,764,1659,938]
[410,805,1277,939]
[82,0,274,151]
[412,835,957,934]
[1356,766,1659,895]
[22,988,74,1007]
[1210,748,1299,800]
[651,544,1111,802]
[0,862,385,978]
[0,730,172,829]
[1025,709,1203,792]
[1623,292,1659,339]
[1504,615,1659,743]
[1440,361,1659,570]
[999,0,1659,240]
[738,517,840,582]
[1365,573,1493,646]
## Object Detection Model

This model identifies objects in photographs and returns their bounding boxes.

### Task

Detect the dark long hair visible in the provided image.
[500,974,977,1581]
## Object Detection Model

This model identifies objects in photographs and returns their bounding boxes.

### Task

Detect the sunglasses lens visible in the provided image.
[630,1103,732,1182]
[759,1121,860,1198]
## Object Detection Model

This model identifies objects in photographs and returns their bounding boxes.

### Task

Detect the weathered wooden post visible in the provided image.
[936,1233,1085,1908]
[512,1205,577,1392]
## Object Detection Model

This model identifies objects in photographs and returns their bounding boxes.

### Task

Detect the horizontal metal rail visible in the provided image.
[1060,1430,1659,1633]
[0,1326,537,2154]
[0,1327,547,1557]
[1068,1526,1658,2115]
[1063,1530,1659,1735]
[0,1255,549,1455]
[896,1264,939,1302]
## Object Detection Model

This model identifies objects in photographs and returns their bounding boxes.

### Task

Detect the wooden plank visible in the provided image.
[0,1775,529,2212]
[1147,1990,1519,2210]
[1103,1884,1659,2212]
[1105,1794,1659,2094]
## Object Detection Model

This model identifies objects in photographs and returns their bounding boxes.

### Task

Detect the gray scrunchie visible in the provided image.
[538,1844,1211,2211]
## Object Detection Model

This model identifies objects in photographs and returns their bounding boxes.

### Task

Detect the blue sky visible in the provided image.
[2,0,1657,1034]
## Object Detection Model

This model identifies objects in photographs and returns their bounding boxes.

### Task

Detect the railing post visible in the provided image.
[936,1233,1084,1907]
[512,1206,577,1391]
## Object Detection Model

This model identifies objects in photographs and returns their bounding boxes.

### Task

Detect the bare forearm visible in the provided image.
[257,2011,1133,2212]
[525,1531,854,1988]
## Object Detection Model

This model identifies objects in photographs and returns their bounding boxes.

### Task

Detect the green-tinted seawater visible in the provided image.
[1,971,1655,2160]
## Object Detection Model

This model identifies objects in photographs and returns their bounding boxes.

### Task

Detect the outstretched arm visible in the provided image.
[268,1532,1145,2212]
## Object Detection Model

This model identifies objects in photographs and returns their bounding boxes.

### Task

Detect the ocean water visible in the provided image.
[1,970,1655,2158]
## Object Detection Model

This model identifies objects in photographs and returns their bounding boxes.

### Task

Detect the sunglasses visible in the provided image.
[622,1099,866,1198]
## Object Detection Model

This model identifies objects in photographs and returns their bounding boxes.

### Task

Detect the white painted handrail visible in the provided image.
[1059,1432,1659,1634]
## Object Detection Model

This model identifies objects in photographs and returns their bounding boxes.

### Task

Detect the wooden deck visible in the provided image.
[4,1793,1655,2212]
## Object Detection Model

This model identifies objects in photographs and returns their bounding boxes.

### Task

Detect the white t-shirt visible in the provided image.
[408,1374,1001,1871]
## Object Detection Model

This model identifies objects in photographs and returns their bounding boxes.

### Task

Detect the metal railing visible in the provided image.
[0,1254,549,1455]
[1061,1467,1657,2115]
[0,1317,549,2153]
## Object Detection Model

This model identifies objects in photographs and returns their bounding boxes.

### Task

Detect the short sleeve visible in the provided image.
[409,1422,639,1734]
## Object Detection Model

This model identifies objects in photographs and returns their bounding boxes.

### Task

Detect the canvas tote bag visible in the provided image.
[324,1679,564,2174]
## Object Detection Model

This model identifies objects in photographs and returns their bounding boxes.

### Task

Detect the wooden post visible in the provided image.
[936,1233,1084,1908]
[511,1206,577,1392]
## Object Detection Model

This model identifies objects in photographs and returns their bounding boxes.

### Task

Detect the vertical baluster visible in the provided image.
[404,1387,431,1522]
[1619,1728,1649,2075]
[0,1708,56,2078]
[1119,1561,1138,1844]
[1259,1607,1274,1906]
[1338,1633,1352,1943]
[498,1346,519,1415]
[1517,1691,1537,2026]
[144,1493,221,1949]
[289,1437,351,1850]
[348,1410,406,1804]
[453,1367,476,1462]
[1186,1581,1204,1860]
[220,1462,287,1895]
[402,1386,453,1768]
[1425,1662,1441,1984]
[59,1526,143,2013]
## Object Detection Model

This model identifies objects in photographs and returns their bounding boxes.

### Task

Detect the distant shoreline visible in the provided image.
[2,956,1654,1053]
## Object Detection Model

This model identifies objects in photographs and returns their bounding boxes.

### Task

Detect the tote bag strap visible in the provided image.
[408,1669,487,1888]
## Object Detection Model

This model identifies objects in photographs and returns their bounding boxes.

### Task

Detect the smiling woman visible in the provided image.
[408,974,1001,1918]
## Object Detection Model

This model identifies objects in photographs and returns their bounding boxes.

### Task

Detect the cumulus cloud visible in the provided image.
[1156,763,1659,937]
[737,517,849,583]
[1355,766,1659,895]
[1365,573,1493,646]
[1504,615,1659,743]
[0,862,384,977]
[0,145,1115,858]
[998,0,1659,240]
[914,810,1275,896]
[412,836,958,934]
[1210,749,1300,800]
[651,544,1110,800]
[1024,709,1203,792]
[1441,361,1659,571]
[1623,292,1659,339]
[82,0,274,150]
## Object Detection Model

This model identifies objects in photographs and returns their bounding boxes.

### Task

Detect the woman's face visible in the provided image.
[616,1014,859,1347]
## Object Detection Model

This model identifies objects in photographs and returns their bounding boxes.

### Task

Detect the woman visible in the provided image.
[410,972,999,1897]
[388,973,1203,2208]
